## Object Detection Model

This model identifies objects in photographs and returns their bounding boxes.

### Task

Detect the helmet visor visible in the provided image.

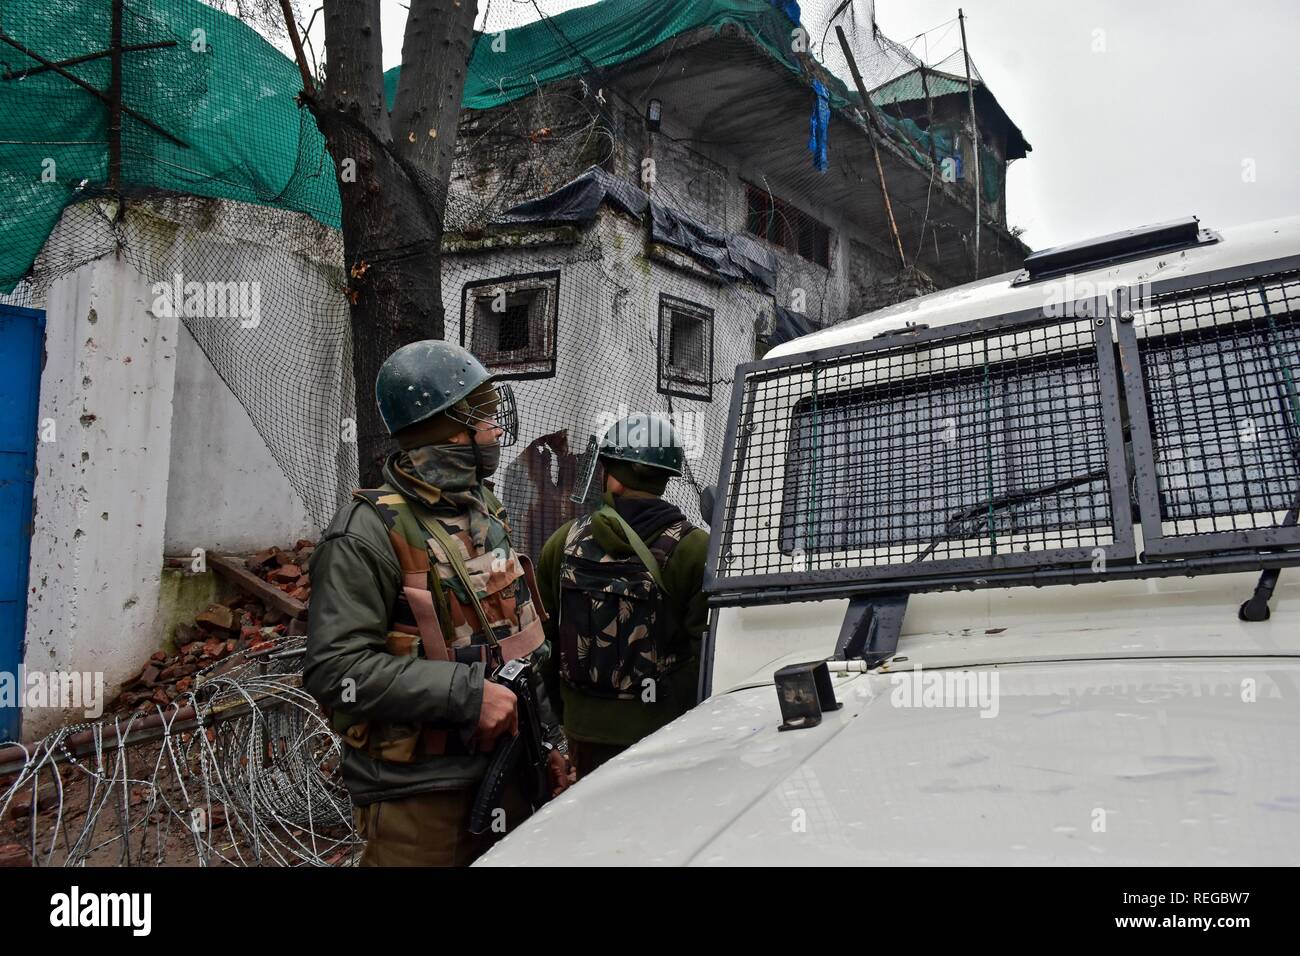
[447,381,518,447]
[570,434,601,505]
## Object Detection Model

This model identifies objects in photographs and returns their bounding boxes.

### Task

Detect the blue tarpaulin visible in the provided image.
[809,79,830,172]
[770,0,802,23]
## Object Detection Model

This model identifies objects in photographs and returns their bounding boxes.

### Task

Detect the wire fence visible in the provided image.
[0,637,359,867]
[1131,268,1300,543]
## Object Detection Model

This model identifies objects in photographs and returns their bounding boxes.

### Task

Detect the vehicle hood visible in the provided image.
[480,656,1300,866]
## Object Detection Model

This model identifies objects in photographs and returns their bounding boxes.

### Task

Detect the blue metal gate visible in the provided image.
[0,304,44,741]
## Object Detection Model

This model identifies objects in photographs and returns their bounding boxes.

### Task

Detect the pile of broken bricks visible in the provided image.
[245,540,315,604]
[112,540,316,714]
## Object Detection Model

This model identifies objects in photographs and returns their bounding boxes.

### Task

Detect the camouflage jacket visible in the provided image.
[303,452,561,805]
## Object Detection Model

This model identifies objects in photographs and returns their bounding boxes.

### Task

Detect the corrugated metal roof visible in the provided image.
[870,69,971,106]
[870,67,1031,159]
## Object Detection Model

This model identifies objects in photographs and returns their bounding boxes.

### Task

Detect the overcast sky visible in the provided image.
[872,0,1299,248]
[309,0,1299,250]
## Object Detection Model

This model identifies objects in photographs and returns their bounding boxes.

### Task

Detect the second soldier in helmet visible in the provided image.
[536,413,711,778]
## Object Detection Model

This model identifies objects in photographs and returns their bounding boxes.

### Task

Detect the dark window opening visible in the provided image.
[477,298,533,354]
[745,183,831,268]
[668,310,706,377]
[658,293,713,401]
[460,270,560,379]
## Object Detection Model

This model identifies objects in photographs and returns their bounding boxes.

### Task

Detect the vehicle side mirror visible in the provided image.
[699,483,717,527]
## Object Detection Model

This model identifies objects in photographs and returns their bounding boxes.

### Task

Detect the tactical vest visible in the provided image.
[340,482,547,764]
[557,508,692,700]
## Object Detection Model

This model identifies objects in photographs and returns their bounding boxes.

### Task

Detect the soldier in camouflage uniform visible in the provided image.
[304,340,572,866]
[537,414,710,779]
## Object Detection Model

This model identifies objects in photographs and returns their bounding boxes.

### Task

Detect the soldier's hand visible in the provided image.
[473,681,519,750]
[548,750,576,796]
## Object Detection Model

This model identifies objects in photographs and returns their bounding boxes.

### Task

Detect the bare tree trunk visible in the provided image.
[299,0,478,487]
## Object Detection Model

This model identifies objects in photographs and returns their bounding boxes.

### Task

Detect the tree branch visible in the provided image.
[391,0,479,183]
[322,0,391,144]
[278,0,315,94]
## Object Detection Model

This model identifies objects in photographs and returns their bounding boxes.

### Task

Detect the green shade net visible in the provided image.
[384,0,849,110]
[0,0,846,293]
[0,0,342,291]
[879,114,1001,203]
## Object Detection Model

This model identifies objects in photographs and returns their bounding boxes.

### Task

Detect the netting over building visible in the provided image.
[0,0,1030,556]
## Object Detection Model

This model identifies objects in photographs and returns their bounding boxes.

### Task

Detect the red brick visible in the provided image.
[246,548,280,571]
[0,843,30,867]
[6,792,58,819]
[268,564,301,584]
[159,662,197,682]
[196,604,236,634]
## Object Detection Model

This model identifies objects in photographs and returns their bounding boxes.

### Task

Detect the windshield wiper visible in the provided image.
[913,467,1108,563]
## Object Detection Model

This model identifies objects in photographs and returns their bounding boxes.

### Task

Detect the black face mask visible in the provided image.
[472,439,502,480]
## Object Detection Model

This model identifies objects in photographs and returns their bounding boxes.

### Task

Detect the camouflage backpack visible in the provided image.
[558,504,692,699]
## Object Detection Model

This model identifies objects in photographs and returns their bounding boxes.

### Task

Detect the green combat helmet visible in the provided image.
[572,412,685,504]
[375,340,517,446]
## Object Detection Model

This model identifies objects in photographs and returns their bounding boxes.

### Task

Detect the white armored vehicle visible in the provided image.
[483,215,1300,866]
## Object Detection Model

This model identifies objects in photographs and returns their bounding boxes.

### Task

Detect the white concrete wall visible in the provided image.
[10,199,343,741]
[24,255,179,739]
[163,322,317,553]
[593,212,769,508]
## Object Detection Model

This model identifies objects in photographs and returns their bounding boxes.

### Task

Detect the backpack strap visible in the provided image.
[481,483,506,516]
[596,504,665,591]
[481,483,514,534]
[517,553,548,622]
[471,485,533,610]
[648,519,693,563]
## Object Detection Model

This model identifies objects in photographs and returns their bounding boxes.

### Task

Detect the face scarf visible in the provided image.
[407,441,500,488]
[402,441,506,555]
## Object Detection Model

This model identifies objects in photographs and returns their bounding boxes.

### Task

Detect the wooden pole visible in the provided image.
[2,41,176,82]
[835,25,906,270]
[920,66,938,168]
[108,0,123,192]
[959,8,980,277]
[279,0,317,94]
